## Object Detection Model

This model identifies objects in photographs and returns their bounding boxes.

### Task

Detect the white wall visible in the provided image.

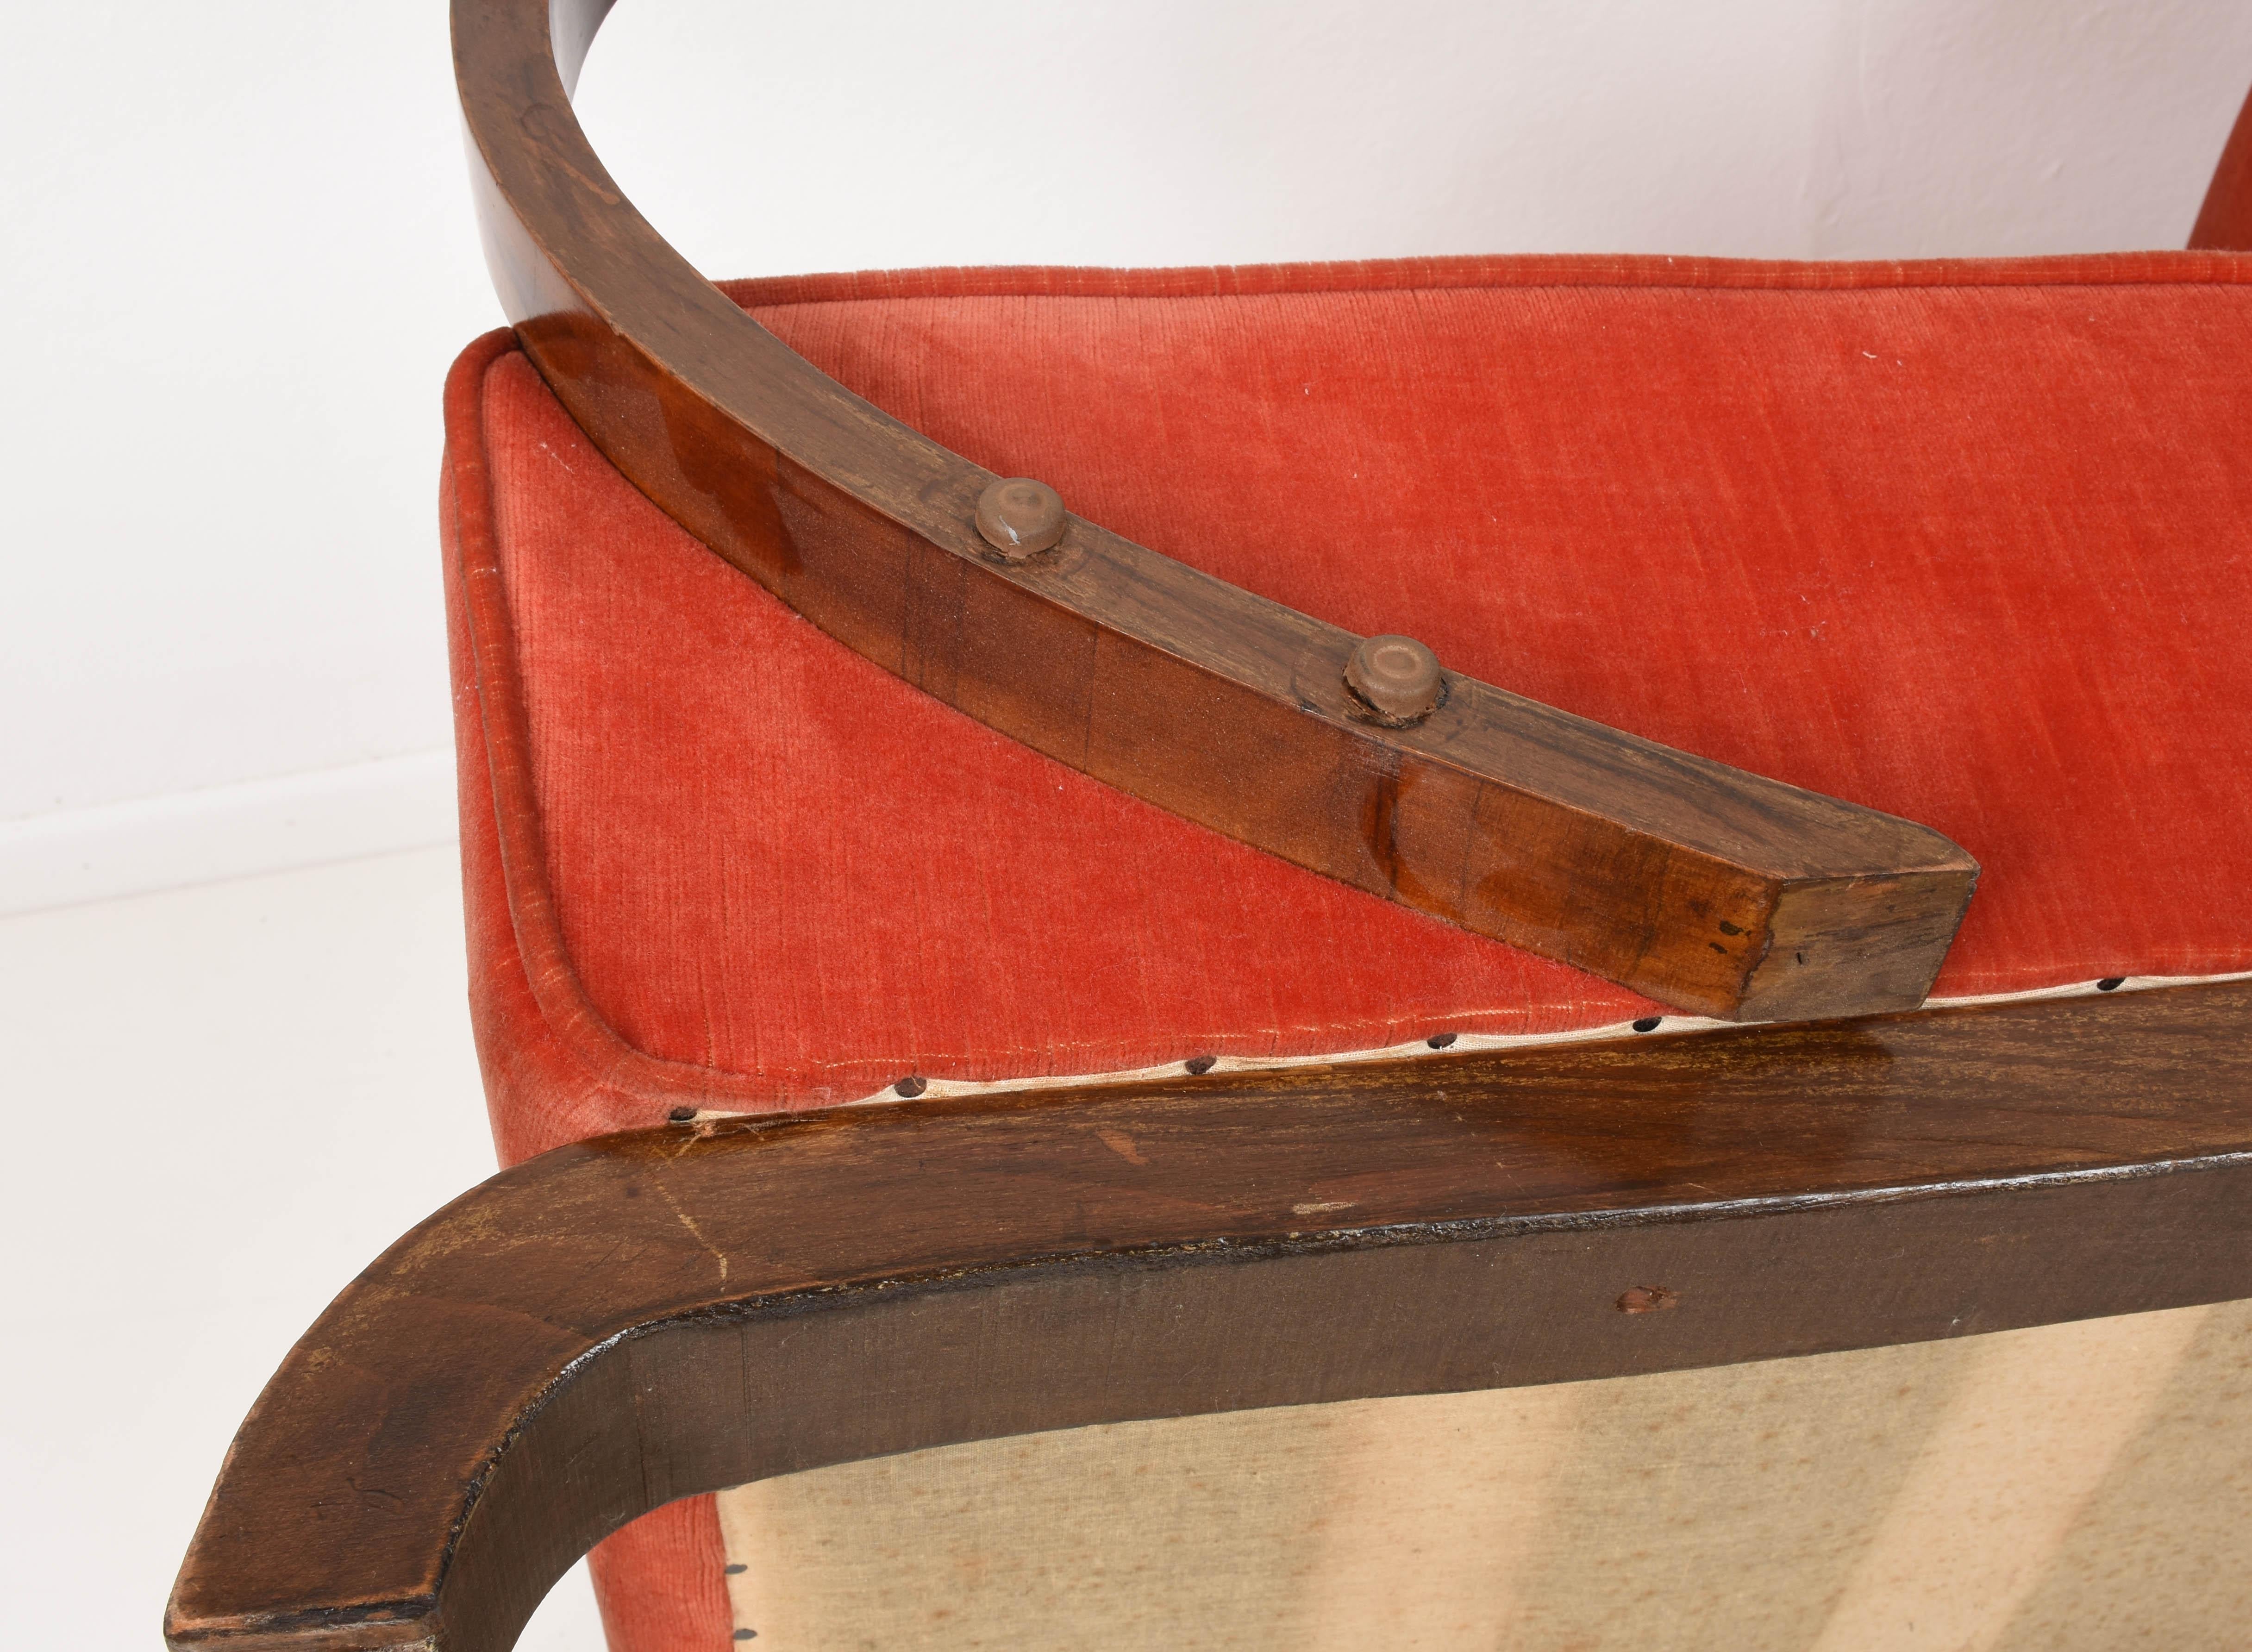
[7,0,2252,911]
[577,0,2252,270]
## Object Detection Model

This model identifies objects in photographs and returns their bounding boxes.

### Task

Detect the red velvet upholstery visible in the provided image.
[439,253,2252,1652]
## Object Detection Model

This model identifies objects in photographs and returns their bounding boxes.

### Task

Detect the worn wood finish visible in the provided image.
[450,0,1979,1022]
[167,983,2252,1652]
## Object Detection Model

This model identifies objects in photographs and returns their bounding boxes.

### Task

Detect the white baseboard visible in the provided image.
[0,751,459,917]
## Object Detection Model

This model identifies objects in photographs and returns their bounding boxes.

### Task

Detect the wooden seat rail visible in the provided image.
[164,984,2252,1652]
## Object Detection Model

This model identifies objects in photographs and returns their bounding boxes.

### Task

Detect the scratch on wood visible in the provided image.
[652,1178,731,1283]
[1097,1129,1148,1166]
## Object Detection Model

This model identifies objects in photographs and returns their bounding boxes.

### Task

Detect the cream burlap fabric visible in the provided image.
[715,1298,2252,1650]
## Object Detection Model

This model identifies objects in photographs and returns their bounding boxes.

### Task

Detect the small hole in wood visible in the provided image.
[2097,977,2125,991]
[1427,1032,1458,1048]
[895,1076,928,1098]
[666,1106,696,1123]
[1185,1054,1217,1075]
[1632,1016,1661,1032]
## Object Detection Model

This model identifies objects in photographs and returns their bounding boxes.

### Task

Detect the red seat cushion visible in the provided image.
[441,252,2252,1652]
[445,252,2252,1169]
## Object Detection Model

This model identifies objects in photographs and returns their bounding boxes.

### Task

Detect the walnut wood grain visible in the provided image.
[450,0,1980,1021]
[167,983,2252,1652]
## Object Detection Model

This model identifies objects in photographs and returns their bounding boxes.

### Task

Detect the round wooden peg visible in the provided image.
[1344,634,1443,724]
[974,477,1068,558]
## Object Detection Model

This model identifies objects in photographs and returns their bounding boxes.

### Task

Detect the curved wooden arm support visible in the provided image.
[2192,84,2252,248]
[167,984,2252,1652]
[450,0,1977,1023]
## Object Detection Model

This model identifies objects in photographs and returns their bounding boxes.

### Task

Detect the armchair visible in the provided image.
[167,7,2252,1649]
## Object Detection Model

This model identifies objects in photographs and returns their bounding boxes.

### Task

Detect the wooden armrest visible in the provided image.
[166,983,2252,1652]
[450,0,1978,1023]
[2193,84,2252,249]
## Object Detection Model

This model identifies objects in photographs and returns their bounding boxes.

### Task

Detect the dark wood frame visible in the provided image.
[164,984,2252,1652]
[2193,81,2252,249]
[450,0,1980,1025]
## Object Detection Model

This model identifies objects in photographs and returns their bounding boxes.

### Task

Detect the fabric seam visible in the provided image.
[714,252,2252,314]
